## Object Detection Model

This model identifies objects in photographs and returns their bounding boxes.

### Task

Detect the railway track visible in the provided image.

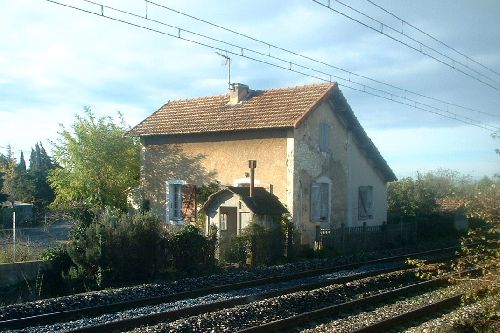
[0,246,457,333]
[236,279,462,333]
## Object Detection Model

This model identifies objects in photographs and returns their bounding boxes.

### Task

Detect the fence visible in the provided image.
[0,224,72,263]
[318,222,417,254]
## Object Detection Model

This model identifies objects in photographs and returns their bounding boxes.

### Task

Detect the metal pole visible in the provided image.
[12,211,16,262]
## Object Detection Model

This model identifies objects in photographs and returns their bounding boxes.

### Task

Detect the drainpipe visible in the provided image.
[249,160,257,197]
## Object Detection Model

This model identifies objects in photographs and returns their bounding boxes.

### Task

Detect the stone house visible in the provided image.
[128,82,396,245]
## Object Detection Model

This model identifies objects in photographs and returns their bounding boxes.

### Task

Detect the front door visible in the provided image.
[219,207,237,240]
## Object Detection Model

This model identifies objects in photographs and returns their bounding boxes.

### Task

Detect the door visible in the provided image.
[219,207,237,240]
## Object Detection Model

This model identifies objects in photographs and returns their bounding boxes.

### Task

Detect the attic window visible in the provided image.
[358,186,374,220]
[319,122,331,153]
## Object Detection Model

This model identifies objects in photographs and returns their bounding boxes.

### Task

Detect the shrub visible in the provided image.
[66,208,162,287]
[219,215,289,267]
[169,224,217,274]
[219,236,247,265]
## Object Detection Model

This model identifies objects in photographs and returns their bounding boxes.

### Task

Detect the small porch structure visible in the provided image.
[201,186,288,239]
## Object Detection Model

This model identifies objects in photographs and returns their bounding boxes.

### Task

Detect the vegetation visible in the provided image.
[219,214,295,266]
[48,108,140,212]
[406,166,498,327]
[35,207,218,290]
[0,143,57,225]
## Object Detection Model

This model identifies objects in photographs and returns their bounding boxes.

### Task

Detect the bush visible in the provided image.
[219,215,290,267]
[66,208,163,287]
[169,224,217,274]
[219,236,247,265]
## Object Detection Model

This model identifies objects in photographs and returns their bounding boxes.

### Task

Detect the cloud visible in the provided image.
[1,0,499,178]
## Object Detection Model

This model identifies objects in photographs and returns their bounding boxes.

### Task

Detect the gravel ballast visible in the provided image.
[0,245,453,322]
[403,294,500,333]
[4,263,404,333]
[298,285,462,333]
[129,270,420,333]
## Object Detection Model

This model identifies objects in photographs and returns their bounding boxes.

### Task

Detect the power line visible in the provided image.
[364,0,500,78]
[145,0,500,119]
[309,0,500,91]
[44,0,499,132]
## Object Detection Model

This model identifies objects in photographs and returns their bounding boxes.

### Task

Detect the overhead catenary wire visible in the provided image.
[364,0,500,78]
[145,0,500,120]
[44,0,499,133]
[309,0,500,91]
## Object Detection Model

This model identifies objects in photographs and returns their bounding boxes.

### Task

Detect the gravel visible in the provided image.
[298,285,462,333]
[129,270,420,333]
[0,244,452,322]
[4,262,405,333]
[402,293,500,333]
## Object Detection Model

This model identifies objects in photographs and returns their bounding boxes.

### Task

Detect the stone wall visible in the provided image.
[292,99,388,244]
[0,260,52,288]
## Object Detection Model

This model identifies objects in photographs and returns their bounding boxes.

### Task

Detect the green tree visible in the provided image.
[6,151,34,203]
[0,171,8,202]
[28,143,56,212]
[49,108,140,211]
[0,147,15,202]
[387,176,438,219]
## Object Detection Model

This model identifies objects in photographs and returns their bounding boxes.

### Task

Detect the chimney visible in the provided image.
[229,83,249,104]
[248,160,257,198]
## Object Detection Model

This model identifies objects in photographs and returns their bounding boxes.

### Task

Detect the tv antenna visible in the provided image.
[216,52,231,90]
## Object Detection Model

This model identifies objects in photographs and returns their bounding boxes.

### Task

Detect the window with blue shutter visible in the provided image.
[358,186,374,220]
[319,122,330,153]
[311,182,329,222]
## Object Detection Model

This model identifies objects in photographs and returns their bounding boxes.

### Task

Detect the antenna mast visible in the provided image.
[216,52,231,90]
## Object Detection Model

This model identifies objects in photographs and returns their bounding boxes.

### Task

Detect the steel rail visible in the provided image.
[63,266,410,333]
[237,269,478,333]
[0,246,457,330]
[350,293,463,333]
[236,278,452,333]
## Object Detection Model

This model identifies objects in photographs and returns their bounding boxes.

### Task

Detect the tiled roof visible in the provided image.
[201,186,288,216]
[128,83,334,136]
[129,82,397,182]
[436,198,468,212]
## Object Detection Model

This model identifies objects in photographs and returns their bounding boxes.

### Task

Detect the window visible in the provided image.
[358,186,374,220]
[319,122,331,153]
[240,212,251,233]
[311,182,329,222]
[220,213,228,231]
[166,180,186,223]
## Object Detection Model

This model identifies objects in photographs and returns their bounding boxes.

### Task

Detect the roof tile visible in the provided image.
[128,83,334,136]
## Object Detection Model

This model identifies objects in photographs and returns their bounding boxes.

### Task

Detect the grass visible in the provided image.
[0,242,46,263]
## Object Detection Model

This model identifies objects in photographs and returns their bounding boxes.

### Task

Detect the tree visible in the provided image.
[387,176,438,220]
[6,151,34,203]
[28,143,56,212]
[0,152,9,202]
[49,108,140,211]
[0,171,8,202]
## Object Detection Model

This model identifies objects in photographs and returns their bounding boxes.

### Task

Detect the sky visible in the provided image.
[1,0,499,179]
